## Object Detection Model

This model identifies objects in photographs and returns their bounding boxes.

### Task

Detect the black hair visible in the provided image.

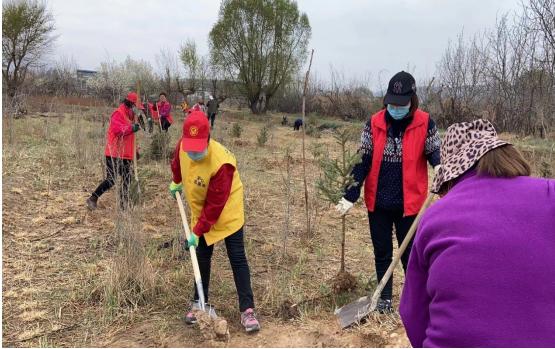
[159,92,167,97]
[123,99,134,108]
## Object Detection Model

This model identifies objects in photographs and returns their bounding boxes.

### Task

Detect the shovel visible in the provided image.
[175,192,217,318]
[335,193,435,329]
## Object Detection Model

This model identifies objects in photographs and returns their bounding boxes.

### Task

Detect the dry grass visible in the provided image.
[2,99,553,347]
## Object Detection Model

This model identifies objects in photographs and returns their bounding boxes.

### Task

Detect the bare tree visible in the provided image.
[156,48,181,101]
[436,30,487,127]
[36,55,79,96]
[433,1,554,136]
[88,56,157,105]
[2,0,56,97]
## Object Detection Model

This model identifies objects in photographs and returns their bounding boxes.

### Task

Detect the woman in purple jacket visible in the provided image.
[400,119,555,347]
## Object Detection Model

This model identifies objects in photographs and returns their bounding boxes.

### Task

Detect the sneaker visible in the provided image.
[376,298,393,314]
[86,196,98,211]
[184,301,202,325]
[240,308,260,333]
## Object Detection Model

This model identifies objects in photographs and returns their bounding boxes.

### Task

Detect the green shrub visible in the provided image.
[230,122,242,138]
[257,126,269,146]
[539,160,553,178]
[317,122,340,131]
[148,132,171,160]
[305,124,321,138]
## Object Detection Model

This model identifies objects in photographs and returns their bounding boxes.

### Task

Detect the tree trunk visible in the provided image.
[250,98,266,114]
[340,215,346,273]
[250,99,260,114]
[7,79,17,98]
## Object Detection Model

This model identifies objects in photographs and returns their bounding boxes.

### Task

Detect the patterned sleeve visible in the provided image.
[359,120,373,155]
[425,117,441,167]
[344,121,373,203]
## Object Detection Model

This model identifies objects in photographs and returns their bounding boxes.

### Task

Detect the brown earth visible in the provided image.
[7,104,550,347]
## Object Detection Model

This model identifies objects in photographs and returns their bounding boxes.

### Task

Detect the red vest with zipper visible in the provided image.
[363,109,429,216]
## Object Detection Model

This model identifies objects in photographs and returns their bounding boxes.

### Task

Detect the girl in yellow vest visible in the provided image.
[168,111,260,333]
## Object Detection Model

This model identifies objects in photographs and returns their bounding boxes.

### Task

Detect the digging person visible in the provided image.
[86,92,141,211]
[154,92,173,132]
[400,120,555,347]
[334,71,441,313]
[168,111,261,333]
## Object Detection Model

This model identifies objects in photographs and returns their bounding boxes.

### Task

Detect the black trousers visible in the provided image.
[193,227,255,312]
[208,112,216,127]
[92,156,132,209]
[161,117,171,132]
[368,208,416,300]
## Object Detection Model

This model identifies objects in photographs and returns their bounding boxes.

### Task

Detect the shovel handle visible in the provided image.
[175,192,206,311]
[369,193,435,311]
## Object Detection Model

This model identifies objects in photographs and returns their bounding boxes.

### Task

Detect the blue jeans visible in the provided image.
[193,227,255,311]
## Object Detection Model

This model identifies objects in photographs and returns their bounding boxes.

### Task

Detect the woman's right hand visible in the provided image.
[335,197,354,216]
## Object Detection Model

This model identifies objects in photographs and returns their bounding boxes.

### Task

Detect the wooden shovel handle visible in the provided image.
[175,192,206,310]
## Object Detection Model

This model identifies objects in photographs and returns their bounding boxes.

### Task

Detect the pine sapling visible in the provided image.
[316,128,361,292]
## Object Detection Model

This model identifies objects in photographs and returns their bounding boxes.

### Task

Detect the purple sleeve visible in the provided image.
[160,103,171,118]
[399,220,432,348]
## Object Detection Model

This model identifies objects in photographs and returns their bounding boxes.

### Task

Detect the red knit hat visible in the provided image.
[126,92,138,104]
[181,111,210,152]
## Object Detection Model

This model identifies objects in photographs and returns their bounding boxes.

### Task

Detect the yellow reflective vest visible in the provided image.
[179,139,245,245]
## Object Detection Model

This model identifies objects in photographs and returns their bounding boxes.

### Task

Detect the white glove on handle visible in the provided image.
[433,165,441,174]
[335,197,354,216]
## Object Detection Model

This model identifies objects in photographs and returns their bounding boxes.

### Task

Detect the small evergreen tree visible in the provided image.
[230,122,242,138]
[316,128,361,292]
[257,125,269,146]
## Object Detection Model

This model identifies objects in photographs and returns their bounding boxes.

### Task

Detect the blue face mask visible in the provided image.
[187,149,208,161]
[387,104,410,120]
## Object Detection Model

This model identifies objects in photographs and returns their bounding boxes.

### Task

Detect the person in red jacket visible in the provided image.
[152,92,173,132]
[86,92,141,210]
[334,71,441,313]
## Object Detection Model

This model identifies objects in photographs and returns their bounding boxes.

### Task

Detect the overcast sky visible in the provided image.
[49,0,521,90]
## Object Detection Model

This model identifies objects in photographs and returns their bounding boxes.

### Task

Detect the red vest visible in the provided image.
[363,109,429,216]
[104,104,135,160]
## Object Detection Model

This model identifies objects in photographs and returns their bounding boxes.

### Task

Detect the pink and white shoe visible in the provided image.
[184,301,202,324]
[240,308,260,333]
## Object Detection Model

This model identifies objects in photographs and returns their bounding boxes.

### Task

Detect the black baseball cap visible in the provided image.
[384,71,417,106]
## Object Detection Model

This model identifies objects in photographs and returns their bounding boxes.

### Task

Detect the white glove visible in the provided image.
[335,197,354,216]
[433,165,441,174]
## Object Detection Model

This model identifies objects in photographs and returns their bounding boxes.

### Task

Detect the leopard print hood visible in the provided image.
[431,119,509,193]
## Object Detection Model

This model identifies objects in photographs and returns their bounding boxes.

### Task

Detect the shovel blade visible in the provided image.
[204,303,218,319]
[335,296,373,329]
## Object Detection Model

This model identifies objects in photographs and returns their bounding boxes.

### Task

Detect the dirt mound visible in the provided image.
[194,310,230,342]
[331,270,357,293]
[278,299,300,320]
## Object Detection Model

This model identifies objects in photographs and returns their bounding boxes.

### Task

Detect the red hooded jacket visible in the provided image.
[104,104,135,160]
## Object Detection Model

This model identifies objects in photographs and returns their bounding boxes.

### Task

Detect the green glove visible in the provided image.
[187,233,199,248]
[132,124,140,133]
[169,181,183,199]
